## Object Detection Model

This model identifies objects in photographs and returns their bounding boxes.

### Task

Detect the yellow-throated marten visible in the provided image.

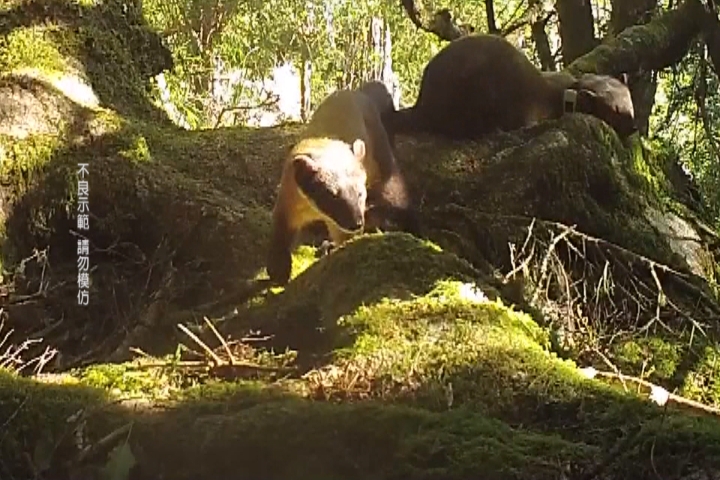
[266,86,419,286]
[389,34,637,140]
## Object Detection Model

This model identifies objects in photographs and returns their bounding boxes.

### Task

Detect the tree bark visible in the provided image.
[531,5,556,71]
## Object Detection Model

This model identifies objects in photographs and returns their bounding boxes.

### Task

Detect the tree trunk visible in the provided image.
[531,5,556,71]
[485,0,498,33]
[369,16,384,80]
[300,50,312,122]
[555,0,598,65]
[610,0,660,136]
[567,0,708,77]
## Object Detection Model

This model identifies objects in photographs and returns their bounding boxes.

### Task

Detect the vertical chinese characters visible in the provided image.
[77,163,90,306]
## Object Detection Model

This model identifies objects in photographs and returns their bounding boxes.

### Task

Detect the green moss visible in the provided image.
[247,234,481,340]
[682,344,720,405]
[0,132,81,259]
[289,245,318,278]
[612,337,681,380]
[0,135,60,184]
[119,132,152,163]
[5,258,720,478]
[0,26,69,75]
[73,361,182,397]
[0,134,66,264]
[3,228,720,479]
[1,0,173,123]
[89,109,126,135]
[629,138,663,194]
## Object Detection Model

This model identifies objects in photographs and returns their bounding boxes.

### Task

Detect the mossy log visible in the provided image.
[2,0,720,479]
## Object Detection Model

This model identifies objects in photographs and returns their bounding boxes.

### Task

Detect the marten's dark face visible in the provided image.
[293,149,368,233]
[575,74,637,138]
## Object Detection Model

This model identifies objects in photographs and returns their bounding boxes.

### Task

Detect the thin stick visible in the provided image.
[585,367,720,416]
[177,324,223,366]
[203,316,236,365]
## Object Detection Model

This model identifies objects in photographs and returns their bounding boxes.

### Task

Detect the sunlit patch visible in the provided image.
[12,67,100,109]
[457,282,489,303]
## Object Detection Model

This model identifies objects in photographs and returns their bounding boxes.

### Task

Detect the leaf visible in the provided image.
[100,443,136,480]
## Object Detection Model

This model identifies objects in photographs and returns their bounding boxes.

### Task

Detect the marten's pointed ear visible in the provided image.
[352,139,366,160]
[292,155,321,188]
[616,73,629,85]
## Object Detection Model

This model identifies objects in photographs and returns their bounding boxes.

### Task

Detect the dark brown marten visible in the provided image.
[356,81,413,233]
[389,34,637,140]
[266,88,419,286]
[358,80,397,146]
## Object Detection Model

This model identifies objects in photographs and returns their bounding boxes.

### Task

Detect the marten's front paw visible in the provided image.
[316,240,337,258]
[267,253,292,286]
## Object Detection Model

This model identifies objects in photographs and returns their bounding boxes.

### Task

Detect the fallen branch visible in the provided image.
[172,319,298,378]
[580,366,720,417]
[177,323,223,366]
[127,359,296,375]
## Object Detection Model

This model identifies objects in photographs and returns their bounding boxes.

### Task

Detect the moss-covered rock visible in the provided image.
[2,250,720,479]
[0,0,173,124]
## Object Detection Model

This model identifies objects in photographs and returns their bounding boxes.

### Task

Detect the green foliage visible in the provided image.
[650,40,720,224]
[74,363,176,397]
[141,0,533,127]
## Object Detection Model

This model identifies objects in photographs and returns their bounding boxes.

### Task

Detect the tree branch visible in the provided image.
[399,0,474,42]
[568,0,711,76]
[701,1,720,73]
[485,0,498,34]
